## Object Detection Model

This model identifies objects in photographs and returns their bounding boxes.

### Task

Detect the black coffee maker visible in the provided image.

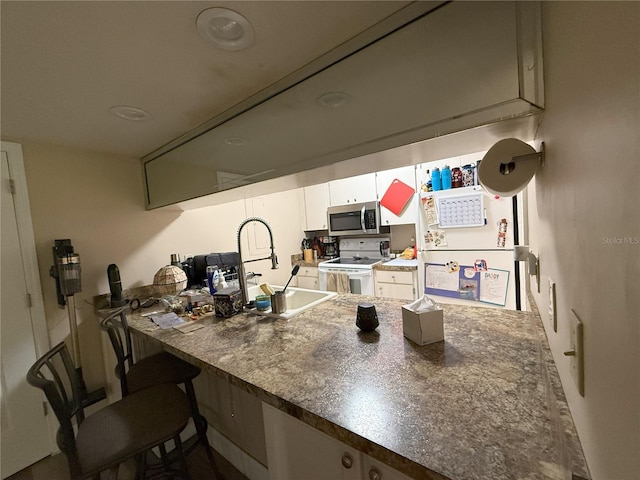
[320,236,338,259]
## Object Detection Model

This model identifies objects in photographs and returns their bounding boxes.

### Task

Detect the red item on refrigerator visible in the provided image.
[380,179,415,216]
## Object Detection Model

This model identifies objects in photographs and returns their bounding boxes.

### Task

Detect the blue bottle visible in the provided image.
[441,165,452,190]
[431,167,442,191]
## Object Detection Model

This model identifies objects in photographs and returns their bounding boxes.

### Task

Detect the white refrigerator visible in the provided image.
[415,181,528,311]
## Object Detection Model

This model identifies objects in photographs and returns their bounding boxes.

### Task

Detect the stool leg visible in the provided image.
[184,380,221,479]
[173,434,191,480]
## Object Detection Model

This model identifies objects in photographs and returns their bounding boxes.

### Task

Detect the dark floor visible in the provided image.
[7,442,248,480]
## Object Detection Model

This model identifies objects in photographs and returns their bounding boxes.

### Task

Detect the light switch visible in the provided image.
[564,309,584,396]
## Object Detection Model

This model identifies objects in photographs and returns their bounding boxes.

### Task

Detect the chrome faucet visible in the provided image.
[236,217,278,308]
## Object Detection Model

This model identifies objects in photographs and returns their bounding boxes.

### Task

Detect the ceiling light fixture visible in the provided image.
[316,92,351,109]
[109,105,151,121]
[196,8,254,51]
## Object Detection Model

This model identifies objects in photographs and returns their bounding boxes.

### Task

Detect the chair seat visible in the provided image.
[76,383,190,476]
[126,351,201,394]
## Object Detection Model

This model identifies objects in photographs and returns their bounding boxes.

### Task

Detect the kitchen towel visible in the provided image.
[478,138,539,196]
[380,178,415,216]
[326,272,351,294]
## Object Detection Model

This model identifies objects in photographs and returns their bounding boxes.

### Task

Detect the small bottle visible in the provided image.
[441,165,452,189]
[462,164,474,187]
[451,167,463,188]
[206,265,219,294]
[431,167,442,191]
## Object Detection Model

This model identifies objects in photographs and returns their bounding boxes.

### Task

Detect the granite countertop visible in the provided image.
[123,294,589,480]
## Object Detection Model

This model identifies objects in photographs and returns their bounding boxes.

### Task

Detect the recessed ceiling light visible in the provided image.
[196,8,254,51]
[316,92,351,109]
[109,105,151,121]
[224,136,248,146]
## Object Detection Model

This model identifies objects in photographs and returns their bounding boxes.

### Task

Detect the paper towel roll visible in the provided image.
[478,138,539,197]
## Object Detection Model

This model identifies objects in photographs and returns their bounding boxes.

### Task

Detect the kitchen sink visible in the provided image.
[245,285,337,319]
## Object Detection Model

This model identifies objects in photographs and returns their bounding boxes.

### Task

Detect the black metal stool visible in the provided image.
[27,341,192,480]
[100,309,221,479]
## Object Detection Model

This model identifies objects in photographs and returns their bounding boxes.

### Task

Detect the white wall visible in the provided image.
[528,3,639,479]
[21,142,306,391]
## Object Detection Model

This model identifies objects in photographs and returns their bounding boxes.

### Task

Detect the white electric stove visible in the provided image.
[318,237,389,295]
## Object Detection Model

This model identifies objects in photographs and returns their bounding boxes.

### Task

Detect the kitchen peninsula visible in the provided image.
[117,294,589,480]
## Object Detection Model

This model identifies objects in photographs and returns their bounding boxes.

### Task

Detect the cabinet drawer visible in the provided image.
[296,276,319,290]
[375,270,414,285]
[376,283,415,300]
[297,266,318,278]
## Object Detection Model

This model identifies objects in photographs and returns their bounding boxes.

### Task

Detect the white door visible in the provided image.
[1,146,51,477]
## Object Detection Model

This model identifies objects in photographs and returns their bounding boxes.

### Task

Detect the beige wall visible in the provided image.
[21,142,306,392]
[528,3,639,479]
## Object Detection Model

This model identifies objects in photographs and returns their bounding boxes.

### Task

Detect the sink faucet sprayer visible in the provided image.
[236,217,278,308]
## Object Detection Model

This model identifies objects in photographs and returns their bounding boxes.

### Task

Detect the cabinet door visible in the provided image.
[329,173,377,205]
[362,454,414,480]
[296,276,319,290]
[263,403,361,480]
[304,184,330,230]
[376,166,418,226]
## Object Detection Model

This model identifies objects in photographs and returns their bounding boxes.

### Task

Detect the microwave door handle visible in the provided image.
[360,206,366,233]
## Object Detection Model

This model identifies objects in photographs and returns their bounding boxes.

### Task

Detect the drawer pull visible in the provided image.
[369,467,382,480]
[341,453,353,469]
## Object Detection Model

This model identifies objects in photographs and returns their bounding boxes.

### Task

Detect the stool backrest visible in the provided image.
[100,309,135,396]
[26,342,84,477]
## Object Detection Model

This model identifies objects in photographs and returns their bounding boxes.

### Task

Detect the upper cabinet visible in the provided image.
[328,173,377,206]
[143,1,543,209]
[303,184,330,231]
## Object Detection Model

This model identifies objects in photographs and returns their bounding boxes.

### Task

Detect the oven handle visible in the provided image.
[360,205,366,233]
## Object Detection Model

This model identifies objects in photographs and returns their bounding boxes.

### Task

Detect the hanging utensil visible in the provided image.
[282,265,300,293]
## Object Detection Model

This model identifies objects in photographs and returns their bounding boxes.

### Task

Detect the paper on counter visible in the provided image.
[149,312,184,329]
[174,321,204,334]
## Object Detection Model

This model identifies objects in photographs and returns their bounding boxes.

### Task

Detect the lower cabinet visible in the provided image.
[263,403,412,480]
[293,265,319,290]
[374,269,418,301]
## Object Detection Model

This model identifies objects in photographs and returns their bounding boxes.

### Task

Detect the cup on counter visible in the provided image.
[271,291,287,314]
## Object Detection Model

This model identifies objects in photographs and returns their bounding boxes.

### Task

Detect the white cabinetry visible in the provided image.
[374,270,418,301]
[329,173,377,205]
[303,184,330,230]
[263,403,411,480]
[294,266,319,290]
[375,166,418,226]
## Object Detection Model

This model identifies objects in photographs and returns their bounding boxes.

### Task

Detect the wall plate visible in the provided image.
[566,309,584,396]
[548,278,557,332]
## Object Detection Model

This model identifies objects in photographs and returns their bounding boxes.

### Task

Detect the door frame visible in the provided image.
[1,142,49,357]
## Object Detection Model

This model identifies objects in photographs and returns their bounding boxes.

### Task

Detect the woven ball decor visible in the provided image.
[153,265,187,296]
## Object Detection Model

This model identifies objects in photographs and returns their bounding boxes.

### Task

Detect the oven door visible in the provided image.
[318,266,374,296]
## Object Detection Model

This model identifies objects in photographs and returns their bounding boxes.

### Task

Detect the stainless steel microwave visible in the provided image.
[327,201,381,236]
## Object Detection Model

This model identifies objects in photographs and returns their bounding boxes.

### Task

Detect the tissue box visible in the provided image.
[402,306,444,346]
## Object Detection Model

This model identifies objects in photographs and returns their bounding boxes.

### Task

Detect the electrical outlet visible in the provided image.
[548,278,557,332]
[565,309,584,396]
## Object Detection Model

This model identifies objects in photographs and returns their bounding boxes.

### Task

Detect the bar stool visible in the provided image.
[27,341,191,480]
[100,309,220,479]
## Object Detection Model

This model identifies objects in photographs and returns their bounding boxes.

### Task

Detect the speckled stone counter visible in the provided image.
[124,294,589,480]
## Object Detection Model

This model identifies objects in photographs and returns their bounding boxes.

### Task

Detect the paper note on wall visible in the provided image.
[479,269,510,306]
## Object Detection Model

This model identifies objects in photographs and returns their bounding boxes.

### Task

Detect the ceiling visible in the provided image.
[0,1,422,159]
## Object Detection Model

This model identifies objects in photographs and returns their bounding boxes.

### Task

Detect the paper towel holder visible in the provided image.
[514,245,540,292]
[499,142,545,175]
